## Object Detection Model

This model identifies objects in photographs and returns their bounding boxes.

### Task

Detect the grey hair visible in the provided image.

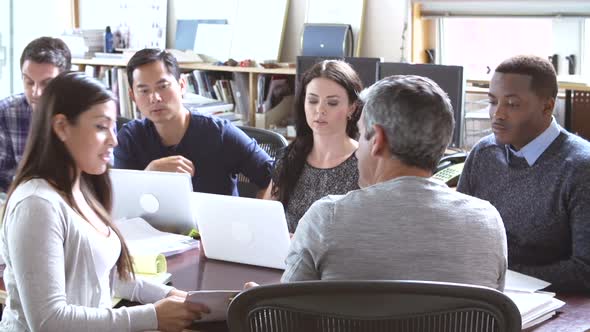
[360,75,455,171]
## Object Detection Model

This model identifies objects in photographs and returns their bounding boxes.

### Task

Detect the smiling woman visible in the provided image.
[0,72,208,331]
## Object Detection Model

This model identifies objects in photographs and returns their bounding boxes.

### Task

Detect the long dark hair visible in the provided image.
[4,71,135,279]
[272,60,363,206]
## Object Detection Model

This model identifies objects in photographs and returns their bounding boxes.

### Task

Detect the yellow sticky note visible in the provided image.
[132,254,167,275]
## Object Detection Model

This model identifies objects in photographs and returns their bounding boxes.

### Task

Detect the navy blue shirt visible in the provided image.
[114,112,272,196]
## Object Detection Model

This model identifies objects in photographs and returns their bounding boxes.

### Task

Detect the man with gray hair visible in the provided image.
[281,75,508,290]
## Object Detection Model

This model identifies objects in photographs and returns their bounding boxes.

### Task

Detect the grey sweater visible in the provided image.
[282,176,508,291]
[457,131,590,291]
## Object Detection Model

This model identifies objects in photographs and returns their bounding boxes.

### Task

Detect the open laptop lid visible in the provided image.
[110,169,196,235]
[191,192,290,270]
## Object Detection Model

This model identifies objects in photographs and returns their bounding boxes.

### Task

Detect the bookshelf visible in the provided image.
[72,58,296,126]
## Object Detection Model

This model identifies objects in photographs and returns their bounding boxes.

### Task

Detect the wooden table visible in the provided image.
[2,247,589,331]
[162,246,282,331]
[166,247,590,332]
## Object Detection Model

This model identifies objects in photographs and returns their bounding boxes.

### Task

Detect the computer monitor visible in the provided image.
[379,63,465,148]
[296,56,380,90]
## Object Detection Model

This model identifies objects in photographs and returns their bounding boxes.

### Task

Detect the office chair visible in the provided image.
[236,126,288,198]
[227,280,521,332]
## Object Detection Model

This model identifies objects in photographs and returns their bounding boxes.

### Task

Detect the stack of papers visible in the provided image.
[504,270,565,329]
[183,92,236,120]
[114,217,199,257]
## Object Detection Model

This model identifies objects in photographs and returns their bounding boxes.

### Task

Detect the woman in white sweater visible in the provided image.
[0,71,208,332]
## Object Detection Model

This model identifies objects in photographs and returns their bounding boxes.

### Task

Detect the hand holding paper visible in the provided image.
[186,290,240,322]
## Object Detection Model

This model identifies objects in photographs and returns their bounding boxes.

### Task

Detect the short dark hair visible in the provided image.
[360,75,454,171]
[126,48,180,87]
[20,37,71,72]
[495,55,558,99]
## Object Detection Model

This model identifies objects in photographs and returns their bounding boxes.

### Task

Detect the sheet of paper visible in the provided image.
[114,217,199,256]
[505,269,551,293]
[194,24,232,62]
[186,290,240,322]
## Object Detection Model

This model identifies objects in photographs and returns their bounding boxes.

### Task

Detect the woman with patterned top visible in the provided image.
[269,60,363,232]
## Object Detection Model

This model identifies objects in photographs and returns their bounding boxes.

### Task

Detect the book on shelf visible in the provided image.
[504,270,565,329]
[183,92,239,122]
[230,74,250,123]
[79,65,138,120]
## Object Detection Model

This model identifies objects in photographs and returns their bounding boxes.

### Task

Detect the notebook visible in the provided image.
[110,169,197,235]
[191,192,291,269]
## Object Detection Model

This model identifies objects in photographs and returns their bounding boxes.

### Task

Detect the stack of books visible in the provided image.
[183,92,240,123]
[504,270,565,329]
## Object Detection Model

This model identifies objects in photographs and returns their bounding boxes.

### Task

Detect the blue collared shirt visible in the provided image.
[503,117,561,166]
[0,93,32,192]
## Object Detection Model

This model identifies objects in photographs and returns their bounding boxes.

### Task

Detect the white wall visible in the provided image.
[11,0,72,93]
[167,0,411,63]
[358,0,410,62]
[278,0,411,62]
[552,18,583,75]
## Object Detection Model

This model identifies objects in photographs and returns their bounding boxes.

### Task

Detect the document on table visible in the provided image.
[114,217,199,256]
[504,270,565,329]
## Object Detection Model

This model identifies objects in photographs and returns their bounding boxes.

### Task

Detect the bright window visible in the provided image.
[440,18,554,77]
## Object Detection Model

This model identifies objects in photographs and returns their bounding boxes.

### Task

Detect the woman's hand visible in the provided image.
[166,288,188,299]
[154,295,210,332]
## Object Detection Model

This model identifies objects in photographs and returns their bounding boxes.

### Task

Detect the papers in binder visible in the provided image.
[111,254,172,308]
[504,270,565,329]
[186,290,240,322]
[114,217,199,257]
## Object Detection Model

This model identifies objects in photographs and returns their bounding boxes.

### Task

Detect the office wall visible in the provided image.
[11,0,73,93]
[168,0,411,63]
[276,0,411,62]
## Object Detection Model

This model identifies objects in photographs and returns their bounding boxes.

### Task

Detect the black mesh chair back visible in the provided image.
[236,126,288,198]
[227,280,521,332]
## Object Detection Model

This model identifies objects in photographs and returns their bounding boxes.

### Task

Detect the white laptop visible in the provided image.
[191,192,291,270]
[110,169,197,235]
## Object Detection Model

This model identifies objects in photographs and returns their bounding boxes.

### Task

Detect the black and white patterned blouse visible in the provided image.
[285,154,359,232]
